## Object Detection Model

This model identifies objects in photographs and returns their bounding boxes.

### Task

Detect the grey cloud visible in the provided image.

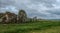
[0,0,60,19]
[47,9,60,15]
[31,0,56,8]
[0,0,15,7]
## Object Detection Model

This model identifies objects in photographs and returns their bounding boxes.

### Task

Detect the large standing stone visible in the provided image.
[18,10,27,23]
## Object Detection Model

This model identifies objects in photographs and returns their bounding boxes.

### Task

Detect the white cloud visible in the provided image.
[0,5,18,14]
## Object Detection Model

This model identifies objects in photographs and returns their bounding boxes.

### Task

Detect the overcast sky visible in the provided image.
[0,0,60,19]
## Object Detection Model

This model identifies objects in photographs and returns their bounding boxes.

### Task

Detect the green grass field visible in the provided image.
[0,20,60,33]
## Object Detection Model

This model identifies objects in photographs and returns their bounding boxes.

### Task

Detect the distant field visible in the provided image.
[0,20,60,33]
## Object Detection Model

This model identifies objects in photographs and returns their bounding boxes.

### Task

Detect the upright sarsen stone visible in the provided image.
[18,10,27,23]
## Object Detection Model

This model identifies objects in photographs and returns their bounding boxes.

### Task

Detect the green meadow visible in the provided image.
[0,20,60,33]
